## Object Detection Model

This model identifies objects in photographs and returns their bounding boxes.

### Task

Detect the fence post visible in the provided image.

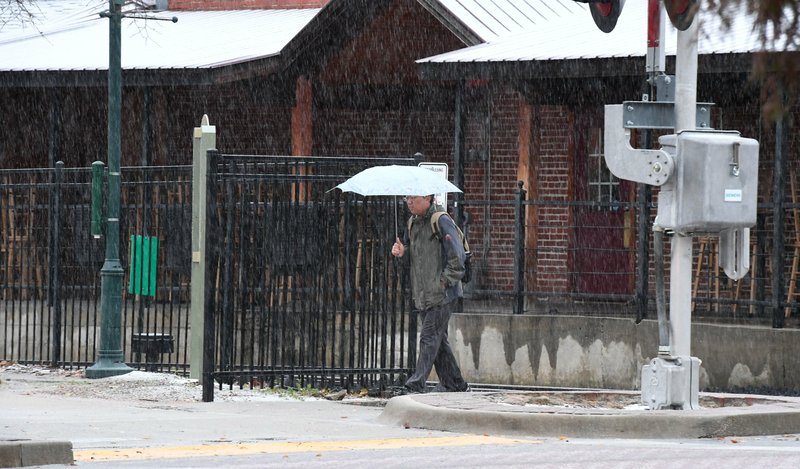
[514,181,526,315]
[756,215,767,317]
[190,115,216,380]
[202,149,220,402]
[219,171,235,377]
[771,112,786,328]
[50,161,63,365]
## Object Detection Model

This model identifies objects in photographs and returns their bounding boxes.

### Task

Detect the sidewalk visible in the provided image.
[0,364,393,467]
[3,364,800,467]
[381,389,800,439]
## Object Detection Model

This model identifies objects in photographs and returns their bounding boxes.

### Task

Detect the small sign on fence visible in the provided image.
[129,235,158,297]
[418,162,449,207]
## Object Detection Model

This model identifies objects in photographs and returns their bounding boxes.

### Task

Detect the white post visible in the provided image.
[189,115,216,380]
[670,19,698,358]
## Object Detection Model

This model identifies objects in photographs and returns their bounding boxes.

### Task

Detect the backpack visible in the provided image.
[408,211,472,284]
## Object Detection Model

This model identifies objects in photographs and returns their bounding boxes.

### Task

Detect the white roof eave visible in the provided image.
[418,2,782,65]
[0,2,320,72]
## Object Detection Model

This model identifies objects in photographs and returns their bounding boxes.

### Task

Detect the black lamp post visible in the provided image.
[86,1,176,378]
[86,0,131,379]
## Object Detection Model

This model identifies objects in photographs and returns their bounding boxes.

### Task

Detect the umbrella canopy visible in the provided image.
[333,165,462,196]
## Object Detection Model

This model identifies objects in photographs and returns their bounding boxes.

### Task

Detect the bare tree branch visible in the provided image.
[707,0,800,120]
[0,0,39,30]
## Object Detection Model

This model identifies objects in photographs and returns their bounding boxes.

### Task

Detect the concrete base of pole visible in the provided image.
[85,354,133,379]
[641,355,701,410]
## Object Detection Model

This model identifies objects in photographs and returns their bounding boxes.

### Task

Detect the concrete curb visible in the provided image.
[0,441,73,468]
[379,393,800,439]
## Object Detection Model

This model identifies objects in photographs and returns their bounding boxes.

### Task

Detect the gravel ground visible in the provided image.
[0,362,331,403]
[2,362,773,410]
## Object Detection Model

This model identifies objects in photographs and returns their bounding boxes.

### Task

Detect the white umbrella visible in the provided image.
[332,165,462,237]
[334,165,462,196]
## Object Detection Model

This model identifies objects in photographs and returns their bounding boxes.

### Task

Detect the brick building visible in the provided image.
[0,0,797,319]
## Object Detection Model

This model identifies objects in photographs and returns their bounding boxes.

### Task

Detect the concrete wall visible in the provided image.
[448,313,800,393]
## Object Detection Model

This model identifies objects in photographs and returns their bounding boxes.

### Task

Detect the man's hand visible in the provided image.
[391,237,405,257]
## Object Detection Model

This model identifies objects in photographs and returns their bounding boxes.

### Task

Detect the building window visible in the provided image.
[587,127,619,210]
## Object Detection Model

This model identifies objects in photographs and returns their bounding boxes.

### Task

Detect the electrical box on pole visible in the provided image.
[655,131,759,234]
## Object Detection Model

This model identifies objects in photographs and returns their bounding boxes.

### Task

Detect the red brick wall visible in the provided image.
[0,81,292,169]
[312,0,463,155]
[314,108,452,158]
[532,105,573,294]
[0,89,49,167]
[146,82,291,161]
[319,0,463,85]
[468,86,524,291]
[443,84,577,295]
[168,0,329,10]
[313,99,513,284]
[307,79,583,297]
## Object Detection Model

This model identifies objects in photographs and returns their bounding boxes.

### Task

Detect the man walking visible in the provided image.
[391,194,469,393]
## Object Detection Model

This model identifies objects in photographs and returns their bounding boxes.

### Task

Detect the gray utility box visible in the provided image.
[641,356,701,410]
[656,130,759,233]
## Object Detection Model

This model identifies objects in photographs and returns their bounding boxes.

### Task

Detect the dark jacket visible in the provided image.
[403,204,466,310]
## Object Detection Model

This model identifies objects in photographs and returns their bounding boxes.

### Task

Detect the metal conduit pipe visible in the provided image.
[654,227,670,354]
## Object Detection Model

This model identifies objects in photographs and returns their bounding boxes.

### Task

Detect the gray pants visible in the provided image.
[405,299,467,392]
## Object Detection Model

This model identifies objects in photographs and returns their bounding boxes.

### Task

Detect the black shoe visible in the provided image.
[388,385,422,397]
[431,382,470,393]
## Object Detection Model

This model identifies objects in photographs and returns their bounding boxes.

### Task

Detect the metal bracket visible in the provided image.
[654,75,675,102]
[622,101,713,129]
[604,105,674,186]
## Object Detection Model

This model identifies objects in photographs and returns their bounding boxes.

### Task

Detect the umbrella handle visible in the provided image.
[394,196,398,239]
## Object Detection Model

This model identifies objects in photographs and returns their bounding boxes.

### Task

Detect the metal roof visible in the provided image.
[0,1,785,76]
[0,0,321,71]
[426,0,588,43]
[418,2,786,64]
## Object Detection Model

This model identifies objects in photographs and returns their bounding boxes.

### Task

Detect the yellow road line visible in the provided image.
[74,435,541,461]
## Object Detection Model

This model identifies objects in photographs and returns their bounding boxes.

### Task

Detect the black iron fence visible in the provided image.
[0,163,192,371]
[3,160,799,383]
[201,154,419,400]
[459,183,800,327]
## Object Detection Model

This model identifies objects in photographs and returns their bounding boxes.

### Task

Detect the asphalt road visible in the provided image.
[2,366,800,468]
[71,434,800,468]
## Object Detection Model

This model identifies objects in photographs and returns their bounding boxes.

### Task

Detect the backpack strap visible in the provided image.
[430,211,470,252]
[430,211,446,240]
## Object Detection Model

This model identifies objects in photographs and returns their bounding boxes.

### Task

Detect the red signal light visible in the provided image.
[664,0,698,30]
[588,0,625,33]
